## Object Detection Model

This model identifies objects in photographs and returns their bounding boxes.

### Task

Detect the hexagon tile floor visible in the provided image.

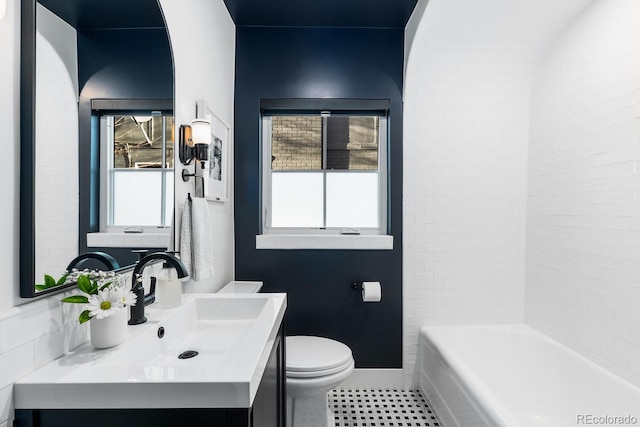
[329,389,441,427]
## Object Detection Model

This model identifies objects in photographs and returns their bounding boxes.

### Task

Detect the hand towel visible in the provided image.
[179,199,193,277]
[179,197,214,281]
[167,207,175,252]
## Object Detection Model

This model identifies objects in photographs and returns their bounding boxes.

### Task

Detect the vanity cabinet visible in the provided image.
[14,325,286,427]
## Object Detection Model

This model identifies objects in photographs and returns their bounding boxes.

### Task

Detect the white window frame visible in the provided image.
[98,114,173,234]
[260,111,390,243]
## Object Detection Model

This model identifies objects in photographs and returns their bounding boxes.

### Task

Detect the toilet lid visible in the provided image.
[286,336,353,373]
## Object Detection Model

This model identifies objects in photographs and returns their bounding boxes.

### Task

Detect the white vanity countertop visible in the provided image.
[14,293,287,410]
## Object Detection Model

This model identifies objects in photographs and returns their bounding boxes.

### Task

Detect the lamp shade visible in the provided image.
[191,119,211,145]
[0,0,6,21]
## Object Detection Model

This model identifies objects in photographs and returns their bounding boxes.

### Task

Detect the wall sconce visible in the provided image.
[180,119,211,182]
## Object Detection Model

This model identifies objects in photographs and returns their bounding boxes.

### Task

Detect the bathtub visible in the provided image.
[419,324,640,427]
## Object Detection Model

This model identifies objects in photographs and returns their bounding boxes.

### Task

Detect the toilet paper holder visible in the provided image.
[352,282,378,290]
[352,281,382,302]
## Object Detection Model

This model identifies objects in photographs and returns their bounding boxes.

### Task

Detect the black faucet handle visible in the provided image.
[128,284,147,325]
[145,277,157,306]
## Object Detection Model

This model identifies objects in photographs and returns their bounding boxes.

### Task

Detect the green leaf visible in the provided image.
[99,281,113,291]
[44,274,56,288]
[77,275,93,294]
[61,295,89,304]
[35,284,47,291]
[78,310,92,324]
[56,274,68,286]
[89,283,99,295]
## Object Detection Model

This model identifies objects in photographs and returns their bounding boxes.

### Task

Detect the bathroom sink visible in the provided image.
[14,293,286,410]
[98,296,269,368]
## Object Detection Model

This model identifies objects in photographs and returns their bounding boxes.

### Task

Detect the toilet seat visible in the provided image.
[286,359,355,389]
[286,336,353,379]
[287,357,354,378]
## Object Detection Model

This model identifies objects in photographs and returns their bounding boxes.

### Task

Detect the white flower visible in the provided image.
[117,287,137,307]
[87,290,123,320]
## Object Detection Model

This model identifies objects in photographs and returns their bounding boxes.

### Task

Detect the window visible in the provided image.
[99,113,174,230]
[261,110,388,236]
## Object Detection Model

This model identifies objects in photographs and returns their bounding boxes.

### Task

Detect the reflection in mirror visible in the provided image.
[66,251,120,272]
[34,3,79,285]
[20,0,174,297]
[99,113,174,229]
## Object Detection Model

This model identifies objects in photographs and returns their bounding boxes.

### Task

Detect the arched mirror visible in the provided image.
[20,0,174,297]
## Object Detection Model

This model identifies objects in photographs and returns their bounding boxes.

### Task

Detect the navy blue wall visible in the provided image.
[234,27,404,368]
[77,28,173,267]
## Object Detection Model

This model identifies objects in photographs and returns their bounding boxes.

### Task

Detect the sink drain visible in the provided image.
[178,350,199,360]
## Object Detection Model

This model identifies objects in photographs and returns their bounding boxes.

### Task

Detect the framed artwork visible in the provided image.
[197,100,230,202]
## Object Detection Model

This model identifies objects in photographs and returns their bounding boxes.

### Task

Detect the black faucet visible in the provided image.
[66,251,120,272]
[128,252,189,325]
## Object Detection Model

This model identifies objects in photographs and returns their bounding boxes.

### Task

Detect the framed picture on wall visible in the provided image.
[197,100,230,202]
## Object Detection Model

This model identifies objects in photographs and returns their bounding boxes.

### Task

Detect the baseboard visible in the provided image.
[337,369,404,389]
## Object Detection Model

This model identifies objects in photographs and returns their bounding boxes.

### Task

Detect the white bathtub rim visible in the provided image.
[420,327,523,427]
[420,364,460,427]
[419,352,500,427]
[420,323,640,427]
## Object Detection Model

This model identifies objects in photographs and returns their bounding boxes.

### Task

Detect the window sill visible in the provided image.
[256,234,393,250]
[87,232,170,248]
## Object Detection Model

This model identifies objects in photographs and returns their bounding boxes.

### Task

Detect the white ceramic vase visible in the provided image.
[90,308,128,349]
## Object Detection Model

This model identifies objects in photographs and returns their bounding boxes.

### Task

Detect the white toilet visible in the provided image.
[286,336,355,427]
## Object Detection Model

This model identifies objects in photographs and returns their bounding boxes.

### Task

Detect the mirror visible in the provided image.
[20,0,174,297]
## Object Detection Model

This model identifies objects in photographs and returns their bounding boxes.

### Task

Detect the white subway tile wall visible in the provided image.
[527,0,640,388]
[402,0,594,388]
[0,297,79,426]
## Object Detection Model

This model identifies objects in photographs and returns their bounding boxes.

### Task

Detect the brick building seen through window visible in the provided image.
[271,116,379,171]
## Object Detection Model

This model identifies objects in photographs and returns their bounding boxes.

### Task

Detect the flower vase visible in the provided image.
[90,309,128,349]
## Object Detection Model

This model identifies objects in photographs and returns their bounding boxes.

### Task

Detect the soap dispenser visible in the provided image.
[155,261,182,308]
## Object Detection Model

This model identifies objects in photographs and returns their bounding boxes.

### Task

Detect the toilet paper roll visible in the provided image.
[362,281,382,302]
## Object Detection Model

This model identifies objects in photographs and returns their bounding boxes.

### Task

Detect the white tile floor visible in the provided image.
[329,389,440,427]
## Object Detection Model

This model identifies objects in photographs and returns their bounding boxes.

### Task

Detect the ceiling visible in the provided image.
[223,0,419,28]
[36,0,419,30]
[37,0,165,30]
